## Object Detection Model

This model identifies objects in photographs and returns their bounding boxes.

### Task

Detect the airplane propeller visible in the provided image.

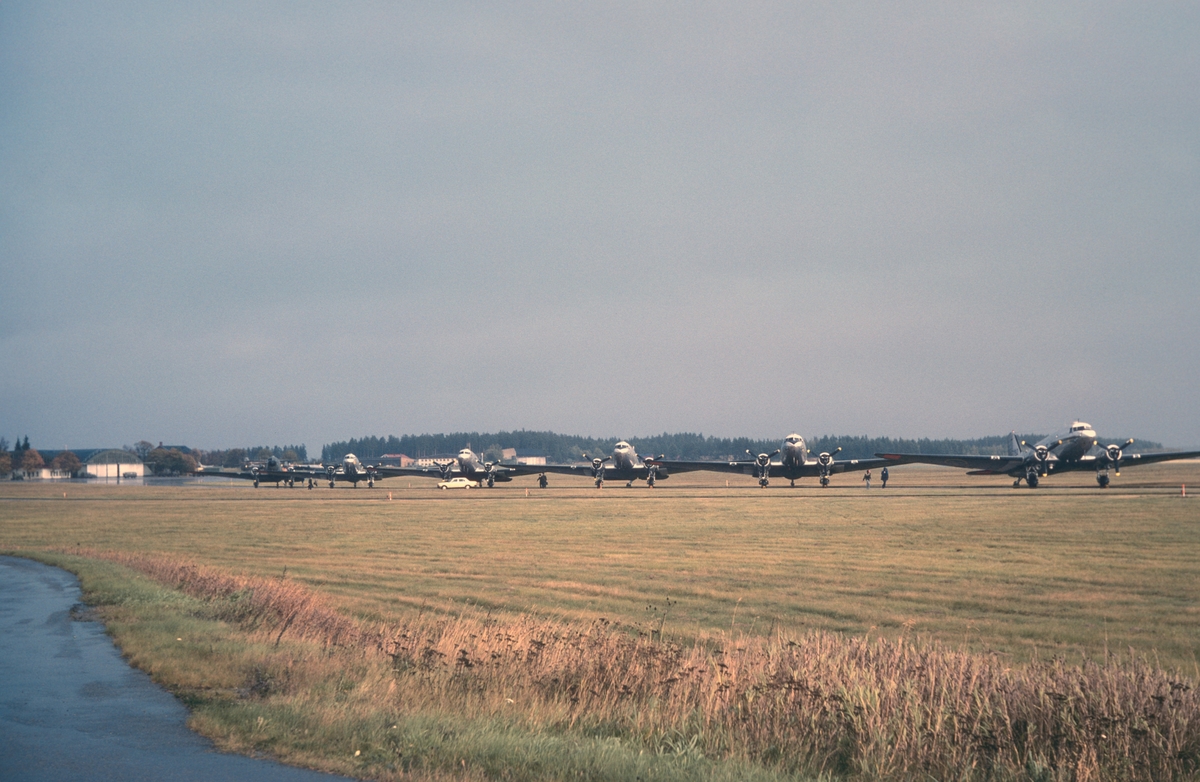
[436,461,454,481]
[482,461,501,488]
[1101,438,1134,476]
[745,449,780,487]
[644,455,665,487]
[582,453,611,488]
[1033,444,1052,477]
[816,446,842,487]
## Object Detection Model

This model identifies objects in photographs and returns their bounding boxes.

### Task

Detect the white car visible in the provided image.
[437,476,479,490]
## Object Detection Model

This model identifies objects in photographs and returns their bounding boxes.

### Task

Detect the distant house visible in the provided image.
[499,448,546,465]
[17,465,55,481]
[515,453,547,466]
[415,455,457,467]
[14,449,96,480]
[378,454,414,467]
[85,450,145,480]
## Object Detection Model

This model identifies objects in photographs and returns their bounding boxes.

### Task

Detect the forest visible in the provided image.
[320,430,1159,464]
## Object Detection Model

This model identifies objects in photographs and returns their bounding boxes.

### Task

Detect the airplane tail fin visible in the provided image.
[1008,431,1025,456]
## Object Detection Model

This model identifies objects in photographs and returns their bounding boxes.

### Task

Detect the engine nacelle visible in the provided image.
[1034,445,1050,476]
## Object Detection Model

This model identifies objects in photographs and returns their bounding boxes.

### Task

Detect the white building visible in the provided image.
[85,450,145,480]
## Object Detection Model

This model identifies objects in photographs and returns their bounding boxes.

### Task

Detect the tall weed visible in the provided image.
[76,549,1200,781]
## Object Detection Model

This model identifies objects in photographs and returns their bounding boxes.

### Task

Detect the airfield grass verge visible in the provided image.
[4,475,1200,670]
[22,549,1200,781]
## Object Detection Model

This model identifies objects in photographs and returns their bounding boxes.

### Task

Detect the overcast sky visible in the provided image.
[2,2,1198,452]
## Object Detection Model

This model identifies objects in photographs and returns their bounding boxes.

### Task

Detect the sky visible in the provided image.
[2,2,1198,452]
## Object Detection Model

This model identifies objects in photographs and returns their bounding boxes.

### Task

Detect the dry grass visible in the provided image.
[3,466,1198,670]
[4,467,1199,779]
[69,548,1200,780]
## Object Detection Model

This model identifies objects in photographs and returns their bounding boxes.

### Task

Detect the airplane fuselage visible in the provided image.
[611,441,640,471]
[1032,421,1097,464]
[781,434,807,467]
[457,448,484,475]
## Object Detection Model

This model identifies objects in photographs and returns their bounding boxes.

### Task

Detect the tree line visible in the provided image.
[165,443,307,469]
[4,431,1162,477]
[320,430,1161,464]
[2,437,309,478]
[2,436,85,477]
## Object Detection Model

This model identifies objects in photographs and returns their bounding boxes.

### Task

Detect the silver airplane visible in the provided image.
[196,455,317,488]
[377,446,539,487]
[651,433,891,488]
[876,421,1200,488]
[538,440,672,487]
[320,453,381,488]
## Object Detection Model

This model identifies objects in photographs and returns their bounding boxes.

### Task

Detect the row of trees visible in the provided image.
[191,444,307,468]
[322,429,1160,464]
[6,430,1162,477]
[126,441,306,473]
[1,436,85,477]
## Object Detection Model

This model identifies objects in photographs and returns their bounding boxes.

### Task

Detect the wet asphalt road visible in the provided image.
[0,556,353,781]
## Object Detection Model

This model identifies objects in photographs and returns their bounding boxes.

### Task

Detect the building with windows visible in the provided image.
[378,454,414,467]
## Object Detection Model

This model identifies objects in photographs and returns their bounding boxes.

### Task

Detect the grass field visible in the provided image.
[3,463,1199,780]
[3,463,1198,669]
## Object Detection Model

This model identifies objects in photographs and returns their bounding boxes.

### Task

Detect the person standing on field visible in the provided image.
[881,466,889,488]
[863,469,871,489]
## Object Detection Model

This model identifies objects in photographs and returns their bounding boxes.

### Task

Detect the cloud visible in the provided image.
[3,1,1197,448]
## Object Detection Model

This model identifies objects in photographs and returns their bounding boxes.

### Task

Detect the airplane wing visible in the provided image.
[195,468,256,480]
[534,463,614,477]
[196,467,318,483]
[372,465,454,479]
[650,457,893,478]
[646,459,754,475]
[813,457,896,475]
[874,453,1029,474]
[1088,449,1200,469]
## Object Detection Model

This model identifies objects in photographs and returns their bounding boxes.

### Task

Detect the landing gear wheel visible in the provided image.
[253,479,259,488]
[1097,473,1110,488]
[329,480,335,489]
[368,479,374,488]
[759,478,769,488]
